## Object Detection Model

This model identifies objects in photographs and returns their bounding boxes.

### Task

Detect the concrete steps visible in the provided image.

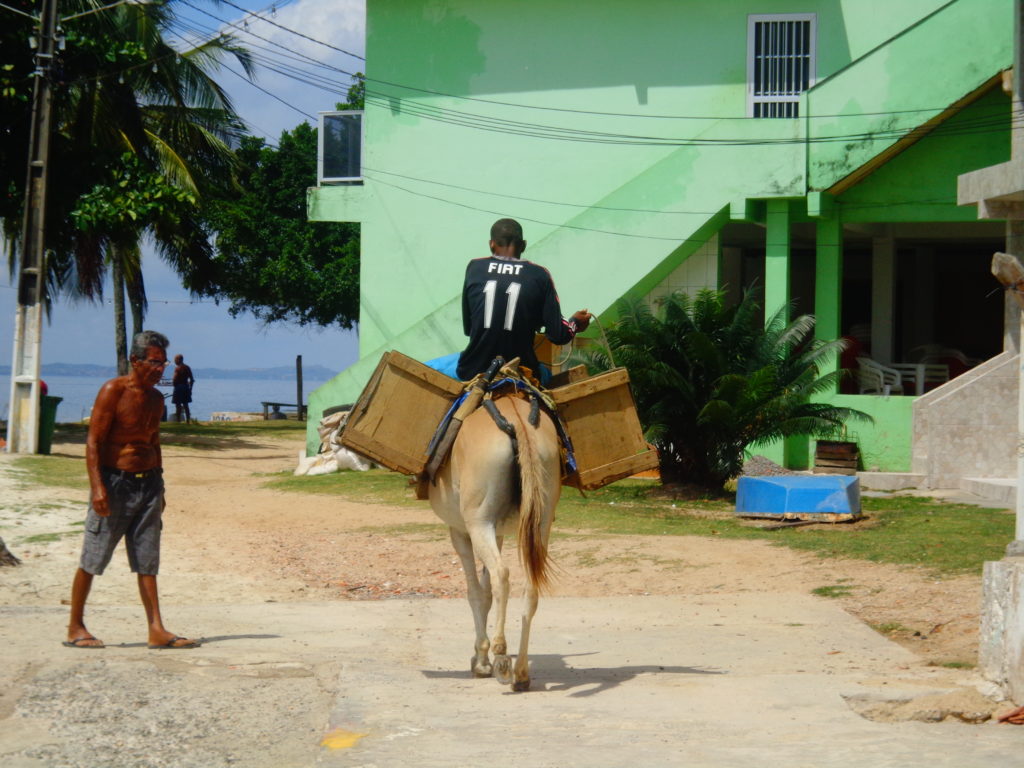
[857,471,1016,507]
[960,476,1017,505]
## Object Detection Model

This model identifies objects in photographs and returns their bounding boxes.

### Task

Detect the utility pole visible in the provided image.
[7,0,58,454]
[957,0,1024,705]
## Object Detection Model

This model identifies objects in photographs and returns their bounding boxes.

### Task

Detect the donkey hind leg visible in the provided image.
[448,527,494,677]
[512,580,540,691]
[466,524,512,685]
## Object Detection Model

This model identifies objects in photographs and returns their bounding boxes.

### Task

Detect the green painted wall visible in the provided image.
[837,88,1011,219]
[760,393,915,471]
[307,0,1013,455]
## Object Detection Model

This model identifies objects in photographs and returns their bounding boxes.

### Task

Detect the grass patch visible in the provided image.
[932,660,975,669]
[267,470,1011,576]
[160,420,307,439]
[12,455,89,491]
[264,469,425,507]
[20,531,79,544]
[52,420,307,452]
[811,584,858,598]
[871,622,911,635]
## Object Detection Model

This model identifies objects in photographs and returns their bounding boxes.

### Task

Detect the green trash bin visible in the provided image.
[38,395,62,455]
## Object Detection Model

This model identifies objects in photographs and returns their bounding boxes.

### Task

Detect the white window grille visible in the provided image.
[318,110,363,183]
[747,14,816,118]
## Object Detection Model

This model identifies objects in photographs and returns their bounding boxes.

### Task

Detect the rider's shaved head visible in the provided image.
[490,218,524,248]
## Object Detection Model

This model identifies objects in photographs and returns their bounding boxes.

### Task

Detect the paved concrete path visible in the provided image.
[2,595,1021,768]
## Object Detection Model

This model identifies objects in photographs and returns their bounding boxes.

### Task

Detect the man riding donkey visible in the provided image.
[424,218,590,690]
[457,217,591,382]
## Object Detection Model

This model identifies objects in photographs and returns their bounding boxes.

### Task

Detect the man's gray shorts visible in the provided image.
[79,468,164,576]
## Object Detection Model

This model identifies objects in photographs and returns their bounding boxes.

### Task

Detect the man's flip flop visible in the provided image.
[62,637,105,649]
[148,636,201,650]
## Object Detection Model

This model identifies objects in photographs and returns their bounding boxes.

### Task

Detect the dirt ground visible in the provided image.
[0,432,988,667]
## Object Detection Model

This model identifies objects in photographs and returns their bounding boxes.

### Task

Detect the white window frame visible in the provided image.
[746,13,816,118]
[318,110,364,184]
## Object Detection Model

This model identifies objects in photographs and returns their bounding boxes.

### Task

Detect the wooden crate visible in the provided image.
[813,440,860,476]
[340,351,463,476]
[550,368,658,490]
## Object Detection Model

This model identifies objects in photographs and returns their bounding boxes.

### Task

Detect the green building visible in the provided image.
[307,0,1016,491]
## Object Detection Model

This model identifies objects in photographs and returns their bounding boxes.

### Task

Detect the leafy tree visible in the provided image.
[577,289,869,491]
[72,153,209,371]
[337,71,364,110]
[1,0,250,369]
[197,121,360,328]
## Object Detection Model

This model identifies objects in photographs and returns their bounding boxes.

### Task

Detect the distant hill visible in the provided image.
[0,363,338,381]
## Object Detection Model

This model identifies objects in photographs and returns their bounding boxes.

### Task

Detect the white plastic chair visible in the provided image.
[856,357,904,396]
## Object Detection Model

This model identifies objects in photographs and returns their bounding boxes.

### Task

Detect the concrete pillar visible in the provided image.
[765,199,808,467]
[815,215,843,386]
[765,199,791,325]
[871,235,896,363]
[910,247,936,359]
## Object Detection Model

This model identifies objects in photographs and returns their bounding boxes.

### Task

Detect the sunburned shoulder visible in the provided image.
[97,376,130,397]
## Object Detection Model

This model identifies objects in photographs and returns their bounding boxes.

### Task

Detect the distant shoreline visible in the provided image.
[0,363,337,382]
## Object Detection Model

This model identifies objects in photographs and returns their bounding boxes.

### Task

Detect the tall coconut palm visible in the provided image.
[577,288,870,491]
[2,0,253,370]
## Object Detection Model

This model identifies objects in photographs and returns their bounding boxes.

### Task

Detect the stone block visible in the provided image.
[980,558,1024,703]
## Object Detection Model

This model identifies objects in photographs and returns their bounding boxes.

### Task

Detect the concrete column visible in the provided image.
[765,199,808,467]
[1010,220,1024,355]
[815,215,843,386]
[765,199,791,325]
[911,247,936,358]
[871,236,896,363]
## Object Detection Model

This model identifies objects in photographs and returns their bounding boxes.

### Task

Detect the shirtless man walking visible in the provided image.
[64,330,199,649]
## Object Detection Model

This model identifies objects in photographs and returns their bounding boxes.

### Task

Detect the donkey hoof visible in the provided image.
[512,678,531,692]
[494,654,513,685]
[471,656,493,678]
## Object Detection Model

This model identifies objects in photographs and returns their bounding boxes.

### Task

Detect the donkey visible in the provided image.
[429,394,562,691]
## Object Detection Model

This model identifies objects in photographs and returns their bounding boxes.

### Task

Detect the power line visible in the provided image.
[361,167,961,215]
[216,0,364,62]
[175,0,1016,131]
[221,61,316,120]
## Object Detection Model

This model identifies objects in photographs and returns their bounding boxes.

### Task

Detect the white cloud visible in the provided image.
[238,0,364,68]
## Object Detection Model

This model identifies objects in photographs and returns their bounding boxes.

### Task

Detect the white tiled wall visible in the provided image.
[644,233,719,307]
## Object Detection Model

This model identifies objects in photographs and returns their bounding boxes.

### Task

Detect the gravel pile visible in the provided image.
[741,455,798,477]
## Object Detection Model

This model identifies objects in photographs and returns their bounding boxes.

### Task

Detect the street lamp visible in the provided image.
[4,0,156,454]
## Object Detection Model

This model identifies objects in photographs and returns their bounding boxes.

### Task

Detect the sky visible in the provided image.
[0,0,365,372]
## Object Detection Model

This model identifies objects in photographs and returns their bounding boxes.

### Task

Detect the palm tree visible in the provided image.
[577,288,870,491]
[2,0,253,371]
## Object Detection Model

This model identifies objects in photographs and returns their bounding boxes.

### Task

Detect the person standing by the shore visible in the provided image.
[171,353,195,424]
[64,330,199,650]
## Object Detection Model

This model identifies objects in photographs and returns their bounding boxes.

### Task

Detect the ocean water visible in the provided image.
[4,374,329,423]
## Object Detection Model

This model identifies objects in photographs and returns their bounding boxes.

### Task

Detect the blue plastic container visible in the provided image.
[735,475,861,520]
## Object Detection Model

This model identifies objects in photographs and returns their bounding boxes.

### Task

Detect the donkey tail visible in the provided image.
[509,399,554,592]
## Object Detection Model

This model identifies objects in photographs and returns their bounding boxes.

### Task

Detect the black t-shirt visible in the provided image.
[456,255,575,380]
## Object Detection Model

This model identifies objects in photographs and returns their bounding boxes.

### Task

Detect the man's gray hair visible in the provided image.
[130,330,169,359]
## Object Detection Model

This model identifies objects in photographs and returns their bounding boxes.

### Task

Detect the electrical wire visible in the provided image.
[216,0,364,62]
[175,0,1017,132]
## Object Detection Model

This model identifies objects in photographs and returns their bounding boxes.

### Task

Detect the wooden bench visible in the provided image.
[261,401,307,420]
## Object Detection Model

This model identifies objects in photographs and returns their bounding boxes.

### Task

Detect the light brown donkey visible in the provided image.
[429,394,562,691]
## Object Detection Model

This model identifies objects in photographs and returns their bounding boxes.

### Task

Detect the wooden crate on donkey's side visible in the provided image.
[549,367,659,490]
[339,351,463,476]
[339,352,658,490]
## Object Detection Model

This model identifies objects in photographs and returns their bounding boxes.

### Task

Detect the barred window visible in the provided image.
[747,14,816,118]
